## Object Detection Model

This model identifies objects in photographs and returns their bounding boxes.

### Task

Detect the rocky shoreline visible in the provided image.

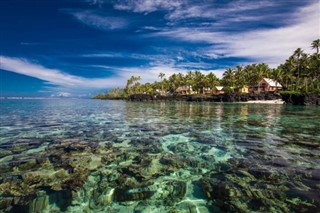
[127,93,282,102]
[281,94,320,105]
[105,93,320,105]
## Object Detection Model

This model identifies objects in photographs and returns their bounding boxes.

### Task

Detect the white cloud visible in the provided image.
[70,11,128,30]
[82,53,125,58]
[152,1,319,67]
[0,56,124,89]
[81,51,175,63]
[113,0,275,22]
[114,0,183,13]
[0,56,222,93]
[0,55,227,98]
[50,92,72,98]
[87,0,104,7]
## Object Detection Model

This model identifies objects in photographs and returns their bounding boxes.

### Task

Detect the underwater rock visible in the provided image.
[113,187,155,202]
[162,180,187,203]
[112,180,187,205]
[0,198,13,212]
[16,158,38,172]
[304,169,320,181]
[175,198,210,213]
[22,169,69,190]
[63,168,89,189]
[0,163,13,176]
[0,155,13,164]
[28,191,49,213]
[286,188,320,212]
[159,154,188,169]
[126,156,165,181]
[0,150,12,158]
[48,190,73,212]
[200,166,320,213]
[248,168,274,180]
[129,137,163,154]
[271,157,290,167]
[13,194,37,207]
[167,142,195,153]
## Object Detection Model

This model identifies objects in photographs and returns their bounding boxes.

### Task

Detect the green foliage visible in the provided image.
[223,86,234,93]
[92,93,109,99]
[93,39,320,98]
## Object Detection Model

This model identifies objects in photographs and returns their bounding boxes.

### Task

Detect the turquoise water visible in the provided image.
[0,99,319,212]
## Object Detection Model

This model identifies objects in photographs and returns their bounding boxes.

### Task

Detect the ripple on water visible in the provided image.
[0,99,319,212]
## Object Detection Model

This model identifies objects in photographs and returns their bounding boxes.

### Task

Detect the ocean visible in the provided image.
[0,99,319,212]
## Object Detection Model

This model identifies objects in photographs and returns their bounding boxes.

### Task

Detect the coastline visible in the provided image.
[94,93,320,106]
[244,99,285,104]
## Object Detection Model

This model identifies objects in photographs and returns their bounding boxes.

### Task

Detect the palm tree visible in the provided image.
[159,72,165,80]
[186,71,195,94]
[168,73,179,93]
[234,65,245,90]
[293,48,304,90]
[309,52,320,90]
[281,56,296,90]
[271,68,283,92]
[193,70,205,93]
[222,68,235,90]
[311,39,320,54]
[177,72,185,87]
[158,72,165,94]
[206,72,219,93]
[126,75,141,95]
[255,63,270,92]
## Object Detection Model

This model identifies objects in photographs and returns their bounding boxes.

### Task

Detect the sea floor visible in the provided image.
[0,99,319,212]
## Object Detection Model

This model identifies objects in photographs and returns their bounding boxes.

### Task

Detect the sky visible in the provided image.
[0,0,319,97]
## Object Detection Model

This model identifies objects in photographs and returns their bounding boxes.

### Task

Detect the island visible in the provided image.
[94,40,320,105]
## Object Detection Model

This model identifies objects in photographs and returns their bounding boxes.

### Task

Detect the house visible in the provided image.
[203,87,212,94]
[258,78,282,92]
[239,86,249,94]
[156,89,167,96]
[176,85,194,94]
[215,86,224,94]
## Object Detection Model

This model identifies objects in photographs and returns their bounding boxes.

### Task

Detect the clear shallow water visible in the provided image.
[0,99,319,212]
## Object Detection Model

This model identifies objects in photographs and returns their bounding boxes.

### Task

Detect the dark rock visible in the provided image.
[166,180,187,201]
[0,198,13,212]
[281,94,320,105]
[303,169,320,181]
[271,157,290,167]
[128,94,155,101]
[48,190,72,212]
[13,195,37,206]
[113,187,155,202]
[248,168,274,180]
[286,188,320,210]
[126,92,284,102]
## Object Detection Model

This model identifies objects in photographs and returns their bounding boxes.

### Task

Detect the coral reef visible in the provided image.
[1,100,319,212]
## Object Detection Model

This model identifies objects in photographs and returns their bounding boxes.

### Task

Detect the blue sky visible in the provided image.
[0,0,319,97]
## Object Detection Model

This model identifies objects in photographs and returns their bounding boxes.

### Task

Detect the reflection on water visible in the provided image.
[0,99,319,212]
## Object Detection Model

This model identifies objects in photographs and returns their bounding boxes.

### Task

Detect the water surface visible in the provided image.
[0,99,319,212]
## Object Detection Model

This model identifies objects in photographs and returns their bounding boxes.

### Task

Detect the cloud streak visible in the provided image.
[152,1,319,67]
[114,0,182,13]
[0,56,124,89]
[69,10,128,30]
[0,55,225,96]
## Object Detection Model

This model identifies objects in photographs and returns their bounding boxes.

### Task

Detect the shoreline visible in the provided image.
[241,99,285,104]
[94,93,320,106]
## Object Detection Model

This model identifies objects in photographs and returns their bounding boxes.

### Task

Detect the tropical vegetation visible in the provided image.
[93,39,320,99]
